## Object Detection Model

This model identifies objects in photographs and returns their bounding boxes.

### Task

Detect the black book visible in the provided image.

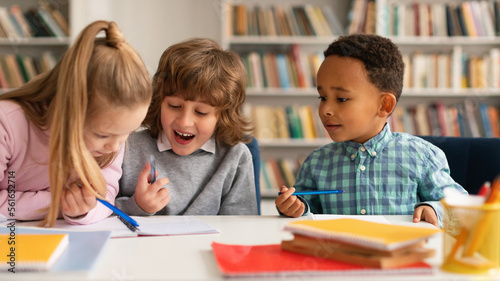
[455,5,468,36]
[24,9,52,37]
[445,4,455,36]
[495,1,500,36]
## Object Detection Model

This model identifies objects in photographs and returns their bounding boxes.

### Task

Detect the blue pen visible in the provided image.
[97,198,140,230]
[278,190,344,196]
[150,155,156,183]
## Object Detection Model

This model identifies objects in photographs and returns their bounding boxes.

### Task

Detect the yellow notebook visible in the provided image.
[0,234,69,272]
[283,219,441,251]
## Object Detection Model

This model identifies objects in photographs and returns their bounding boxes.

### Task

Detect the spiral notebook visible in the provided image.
[283,218,441,251]
[0,233,68,271]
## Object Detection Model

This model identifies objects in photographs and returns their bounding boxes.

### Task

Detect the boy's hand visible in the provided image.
[61,183,97,218]
[275,186,305,218]
[134,162,170,214]
[413,205,439,227]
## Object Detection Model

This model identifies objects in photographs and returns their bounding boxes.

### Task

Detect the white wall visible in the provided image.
[71,0,222,76]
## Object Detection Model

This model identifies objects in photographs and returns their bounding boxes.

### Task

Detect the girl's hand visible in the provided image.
[413,205,439,228]
[61,182,97,218]
[275,186,305,218]
[134,162,170,214]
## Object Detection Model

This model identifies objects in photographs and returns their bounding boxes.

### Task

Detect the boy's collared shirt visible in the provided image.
[294,123,467,226]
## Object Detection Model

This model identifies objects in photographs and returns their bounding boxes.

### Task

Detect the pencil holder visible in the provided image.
[441,199,500,274]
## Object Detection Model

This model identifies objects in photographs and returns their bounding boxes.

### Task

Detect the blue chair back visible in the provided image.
[419,136,500,194]
[245,137,261,215]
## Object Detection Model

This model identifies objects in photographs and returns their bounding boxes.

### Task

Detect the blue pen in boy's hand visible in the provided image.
[278,189,344,196]
[150,155,156,183]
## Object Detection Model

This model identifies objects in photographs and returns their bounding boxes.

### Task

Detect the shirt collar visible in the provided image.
[343,123,392,159]
[157,132,216,154]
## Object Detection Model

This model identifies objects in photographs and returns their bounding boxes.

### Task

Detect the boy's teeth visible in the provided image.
[176,131,193,137]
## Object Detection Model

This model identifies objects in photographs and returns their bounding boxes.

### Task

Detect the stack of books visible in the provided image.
[281,218,441,269]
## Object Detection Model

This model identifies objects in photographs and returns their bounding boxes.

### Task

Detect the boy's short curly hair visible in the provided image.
[323,34,404,101]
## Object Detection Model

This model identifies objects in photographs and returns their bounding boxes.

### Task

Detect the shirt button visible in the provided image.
[350,154,355,159]
[360,209,366,215]
[372,151,377,156]
[360,165,366,171]
[360,147,366,152]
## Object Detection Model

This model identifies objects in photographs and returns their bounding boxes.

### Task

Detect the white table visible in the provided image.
[3,215,500,280]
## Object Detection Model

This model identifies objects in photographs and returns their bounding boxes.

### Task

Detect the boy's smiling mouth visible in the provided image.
[174,130,195,141]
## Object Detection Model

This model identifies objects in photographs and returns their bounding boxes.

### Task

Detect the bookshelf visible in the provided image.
[0,0,72,93]
[223,0,500,198]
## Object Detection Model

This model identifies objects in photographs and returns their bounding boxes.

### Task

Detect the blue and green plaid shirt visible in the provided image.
[295,123,467,226]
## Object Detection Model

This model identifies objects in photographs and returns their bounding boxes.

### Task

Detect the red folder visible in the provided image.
[212,242,433,277]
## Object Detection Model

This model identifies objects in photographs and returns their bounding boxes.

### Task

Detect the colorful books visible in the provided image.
[281,219,441,269]
[0,233,68,271]
[212,242,433,277]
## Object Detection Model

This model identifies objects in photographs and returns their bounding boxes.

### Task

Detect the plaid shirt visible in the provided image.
[295,123,467,226]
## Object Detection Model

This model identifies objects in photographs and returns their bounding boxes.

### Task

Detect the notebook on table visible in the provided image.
[0,233,68,272]
[281,218,441,269]
[0,227,111,274]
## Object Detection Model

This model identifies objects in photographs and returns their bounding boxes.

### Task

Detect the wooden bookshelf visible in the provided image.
[221,0,500,197]
[0,0,72,93]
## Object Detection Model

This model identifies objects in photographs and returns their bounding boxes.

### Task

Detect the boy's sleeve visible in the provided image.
[416,145,468,227]
[64,145,126,224]
[219,149,258,215]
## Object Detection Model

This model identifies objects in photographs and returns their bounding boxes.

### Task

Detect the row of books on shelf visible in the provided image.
[241,45,323,89]
[389,101,500,138]
[246,104,328,140]
[0,1,69,39]
[248,101,500,141]
[229,3,344,37]
[260,157,301,195]
[0,52,57,90]
[241,45,500,90]
[380,0,500,37]
[403,48,500,89]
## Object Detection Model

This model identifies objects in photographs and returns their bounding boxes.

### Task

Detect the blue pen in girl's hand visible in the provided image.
[150,155,156,183]
[96,198,139,231]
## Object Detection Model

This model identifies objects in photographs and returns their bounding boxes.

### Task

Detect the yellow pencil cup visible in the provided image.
[441,199,500,274]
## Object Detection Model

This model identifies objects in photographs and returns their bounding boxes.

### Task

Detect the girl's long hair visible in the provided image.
[0,21,152,226]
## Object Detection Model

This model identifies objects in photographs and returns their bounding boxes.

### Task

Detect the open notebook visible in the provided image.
[14,216,219,238]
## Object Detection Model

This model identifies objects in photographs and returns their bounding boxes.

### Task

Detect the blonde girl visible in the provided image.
[116,38,258,215]
[0,21,152,226]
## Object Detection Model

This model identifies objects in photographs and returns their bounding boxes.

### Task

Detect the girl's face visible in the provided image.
[161,95,218,156]
[84,103,148,157]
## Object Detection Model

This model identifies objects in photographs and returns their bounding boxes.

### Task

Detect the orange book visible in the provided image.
[0,234,68,271]
[488,106,500,138]
[283,219,441,251]
[234,4,247,36]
